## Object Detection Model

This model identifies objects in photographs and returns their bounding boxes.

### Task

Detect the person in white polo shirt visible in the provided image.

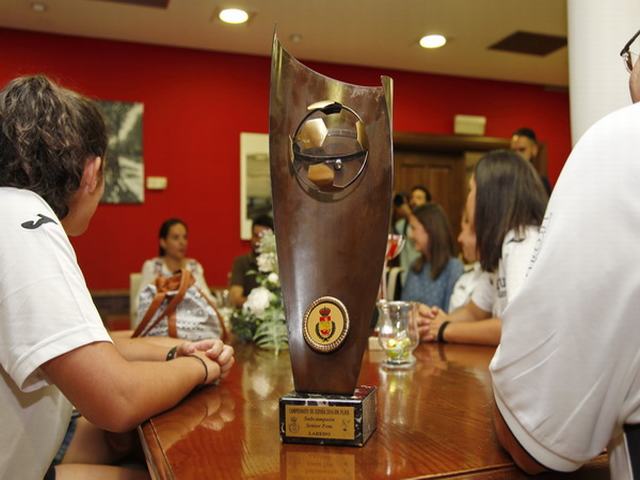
[0,76,235,480]
[491,28,640,480]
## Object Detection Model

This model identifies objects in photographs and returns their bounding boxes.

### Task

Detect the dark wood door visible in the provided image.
[393,132,511,239]
[394,150,466,238]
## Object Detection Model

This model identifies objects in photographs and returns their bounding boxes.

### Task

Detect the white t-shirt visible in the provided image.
[471,227,539,317]
[491,102,640,479]
[448,262,482,313]
[0,188,112,480]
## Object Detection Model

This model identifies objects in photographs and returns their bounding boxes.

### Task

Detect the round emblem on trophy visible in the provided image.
[290,101,368,194]
[303,296,350,353]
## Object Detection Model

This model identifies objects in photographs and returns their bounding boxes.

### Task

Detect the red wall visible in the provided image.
[0,28,571,290]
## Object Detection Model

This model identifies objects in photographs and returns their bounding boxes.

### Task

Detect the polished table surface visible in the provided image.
[139,343,609,480]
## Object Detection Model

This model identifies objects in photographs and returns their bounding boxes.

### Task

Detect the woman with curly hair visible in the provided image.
[0,75,234,480]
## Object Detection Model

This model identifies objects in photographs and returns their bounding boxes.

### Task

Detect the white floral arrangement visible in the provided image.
[231,230,288,354]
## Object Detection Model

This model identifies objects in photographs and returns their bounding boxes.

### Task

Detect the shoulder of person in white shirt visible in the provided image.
[0,75,234,479]
[491,50,640,477]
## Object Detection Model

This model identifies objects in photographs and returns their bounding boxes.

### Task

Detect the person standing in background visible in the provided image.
[510,127,552,195]
[394,185,432,288]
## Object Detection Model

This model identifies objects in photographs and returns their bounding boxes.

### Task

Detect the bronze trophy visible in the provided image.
[270,34,393,446]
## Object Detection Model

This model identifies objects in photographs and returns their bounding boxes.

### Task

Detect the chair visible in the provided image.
[386,266,404,301]
[129,273,142,328]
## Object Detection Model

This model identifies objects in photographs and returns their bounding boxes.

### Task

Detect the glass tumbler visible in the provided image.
[376,300,420,369]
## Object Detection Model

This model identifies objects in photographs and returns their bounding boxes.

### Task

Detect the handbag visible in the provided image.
[132,269,227,341]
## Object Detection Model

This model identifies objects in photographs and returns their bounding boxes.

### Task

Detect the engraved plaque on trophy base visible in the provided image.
[279,385,377,447]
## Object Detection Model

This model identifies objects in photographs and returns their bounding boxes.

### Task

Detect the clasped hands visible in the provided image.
[176,339,235,385]
[416,304,449,343]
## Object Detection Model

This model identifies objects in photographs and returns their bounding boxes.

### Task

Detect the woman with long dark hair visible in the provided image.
[419,150,548,346]
[135,218,214,312]
[401,203,463,311]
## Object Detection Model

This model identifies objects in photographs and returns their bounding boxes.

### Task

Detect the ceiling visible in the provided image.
[0,0,569,87]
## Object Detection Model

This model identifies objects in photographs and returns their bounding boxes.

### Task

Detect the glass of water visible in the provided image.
[376,300,420,369]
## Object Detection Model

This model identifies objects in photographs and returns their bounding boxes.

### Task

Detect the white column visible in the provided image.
[567,0,640,144]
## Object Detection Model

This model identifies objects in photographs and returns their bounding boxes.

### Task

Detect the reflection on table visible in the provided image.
[139,343,609,480]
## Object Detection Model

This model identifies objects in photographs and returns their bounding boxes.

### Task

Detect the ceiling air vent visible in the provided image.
[489,31,567,56]
[94,0,169,8]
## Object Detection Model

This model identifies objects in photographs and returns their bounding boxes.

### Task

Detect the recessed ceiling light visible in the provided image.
[218,8,249,24]
[31,2,47,12]
[419,34,447,49]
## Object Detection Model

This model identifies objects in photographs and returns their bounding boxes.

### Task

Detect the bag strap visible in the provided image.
[163,270,194,337]
[131,270,194,338]
[131,287,168,338]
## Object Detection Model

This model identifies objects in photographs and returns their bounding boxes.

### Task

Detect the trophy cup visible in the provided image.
[270,34,393,447]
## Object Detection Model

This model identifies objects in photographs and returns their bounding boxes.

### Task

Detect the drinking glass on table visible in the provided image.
[376,300,419,369]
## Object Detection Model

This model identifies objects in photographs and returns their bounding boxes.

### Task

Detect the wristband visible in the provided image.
[187,355,209,386]
[166,345,178,361]
[437,321,450,344]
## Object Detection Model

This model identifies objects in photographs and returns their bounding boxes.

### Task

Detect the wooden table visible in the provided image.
[139,343,609,480]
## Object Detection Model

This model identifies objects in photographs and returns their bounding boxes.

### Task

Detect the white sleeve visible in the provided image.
[503,228,538,304]
[0,196,112,392]
[470,271,494,314]
[490,104,640,472]
[448,274,468,313]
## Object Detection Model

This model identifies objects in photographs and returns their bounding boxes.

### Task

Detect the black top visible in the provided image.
[230,253,259,296]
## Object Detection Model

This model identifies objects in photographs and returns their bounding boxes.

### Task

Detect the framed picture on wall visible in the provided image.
[96,100,144,204]
[240,132,271,240]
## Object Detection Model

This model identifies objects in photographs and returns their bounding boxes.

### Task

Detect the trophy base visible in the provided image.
[279,385,377,447]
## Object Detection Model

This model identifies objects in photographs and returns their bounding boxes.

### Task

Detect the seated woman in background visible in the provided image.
[135,218,213,313]
[418,150,548,346]
[448,208,482,313]
[401,203,463,312]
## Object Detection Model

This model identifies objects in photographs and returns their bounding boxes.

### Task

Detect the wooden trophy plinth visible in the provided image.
[279,385,377,447]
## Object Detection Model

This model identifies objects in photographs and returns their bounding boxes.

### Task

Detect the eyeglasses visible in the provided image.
[620,29,640,72]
